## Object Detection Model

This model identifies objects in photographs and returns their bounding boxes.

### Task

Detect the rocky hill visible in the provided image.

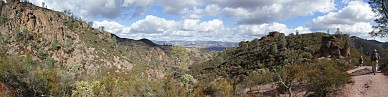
[1,0,129,71]
[0,1,214,96]
[350,36,388,71]
[115,36,214,79]
[188,32,369,96]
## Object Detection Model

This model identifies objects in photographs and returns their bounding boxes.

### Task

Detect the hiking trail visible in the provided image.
[338,66,388,97]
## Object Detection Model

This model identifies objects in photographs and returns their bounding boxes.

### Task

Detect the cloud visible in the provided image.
[27,0,335,25]
[130,15,178,34]
[94,15,305,42]
[236,23,292,36]
[307,1,375,34]
[181,19,224,32]
[27,0,155,20]
[158,0,200,15]
[305,1,388,42]
[93,20,131,35]
[214,0,336,24]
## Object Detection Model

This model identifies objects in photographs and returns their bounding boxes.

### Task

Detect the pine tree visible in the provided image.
[369,0,388,37]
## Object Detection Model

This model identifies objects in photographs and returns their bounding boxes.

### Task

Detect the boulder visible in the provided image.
[268,31,280,38]
[341,42,351,57]
[320,36,335,57]
[330,41,342,58]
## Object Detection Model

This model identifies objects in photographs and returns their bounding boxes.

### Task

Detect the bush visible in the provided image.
[50,39,60,51]
[64,39,74,54]
[0,14,7,23]
[37,49,48,60]
[71,81,104,97]
[243,68,273,87]
[179,74,197,85]
[305,62,350,96]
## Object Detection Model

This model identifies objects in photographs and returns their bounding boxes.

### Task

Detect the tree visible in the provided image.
[0,14,8,23]
[369,0,388,37]
[270,44,278,55]
[278,34,287,51]
[272,65,305,97]
[252,38,260,49]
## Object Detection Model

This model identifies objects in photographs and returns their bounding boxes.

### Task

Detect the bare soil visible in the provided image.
[338,66,388,97]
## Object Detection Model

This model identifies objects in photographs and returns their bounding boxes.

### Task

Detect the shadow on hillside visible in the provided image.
[350,68,373,76]
[380,64,388,76]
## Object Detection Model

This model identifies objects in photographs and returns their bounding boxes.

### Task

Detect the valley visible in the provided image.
[0,0,387,97]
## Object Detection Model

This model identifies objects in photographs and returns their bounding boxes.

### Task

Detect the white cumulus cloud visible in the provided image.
[307,1,375,35]
[130,15,178,34]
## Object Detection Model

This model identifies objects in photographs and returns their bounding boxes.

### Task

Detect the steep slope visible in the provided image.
[191,32,356,79]
[115,36,214,79]
[0,1,131,72]
[189,32,360,96]
[0,1,214,96]
[351,36,388,61]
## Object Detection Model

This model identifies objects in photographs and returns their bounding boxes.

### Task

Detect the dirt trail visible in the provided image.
[339,66,388,97]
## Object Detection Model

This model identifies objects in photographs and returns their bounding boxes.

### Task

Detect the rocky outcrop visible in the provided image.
[320,35,351,59]
[268,31,280,38]
[341,42,351,57]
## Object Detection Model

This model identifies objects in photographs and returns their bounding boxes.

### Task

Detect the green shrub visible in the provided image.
[64,39,74,54]
[305,62,350,96]
[50,39,60,51]
[0,14,7,23]
[243,69,273,87]
[71,81,104,97]
[37,49,48,60]
[179,74,197,85]
[43,58,56,68]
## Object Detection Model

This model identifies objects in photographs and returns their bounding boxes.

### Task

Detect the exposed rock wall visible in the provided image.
[320,35,351,59]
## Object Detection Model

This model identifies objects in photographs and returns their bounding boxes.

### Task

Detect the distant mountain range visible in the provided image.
[153,41,239,51]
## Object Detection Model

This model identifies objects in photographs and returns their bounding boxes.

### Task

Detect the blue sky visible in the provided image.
[22,0,388,42]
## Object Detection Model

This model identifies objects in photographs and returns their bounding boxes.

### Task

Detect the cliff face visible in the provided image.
[0,1,215,80]
[0,1,132,73]
[320,35,351,59]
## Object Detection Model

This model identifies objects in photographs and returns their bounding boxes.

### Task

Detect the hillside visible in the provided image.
[0,1,214,96]
[191,32,354,78]
[189,32,365,96]
[115,36,214,79]
[350,36,388,73]
[0,1,387,97]
[0,0,132,72]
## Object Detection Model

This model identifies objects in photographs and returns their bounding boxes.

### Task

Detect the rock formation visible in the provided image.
[320,35,351,59]
[268,31,280,38]
[341,41,351,57]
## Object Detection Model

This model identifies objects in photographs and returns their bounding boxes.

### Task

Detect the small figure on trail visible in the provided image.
[359,55,363,67]
[371,49,380,75]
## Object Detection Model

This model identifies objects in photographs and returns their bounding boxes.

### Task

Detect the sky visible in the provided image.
[16,0,388,42]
